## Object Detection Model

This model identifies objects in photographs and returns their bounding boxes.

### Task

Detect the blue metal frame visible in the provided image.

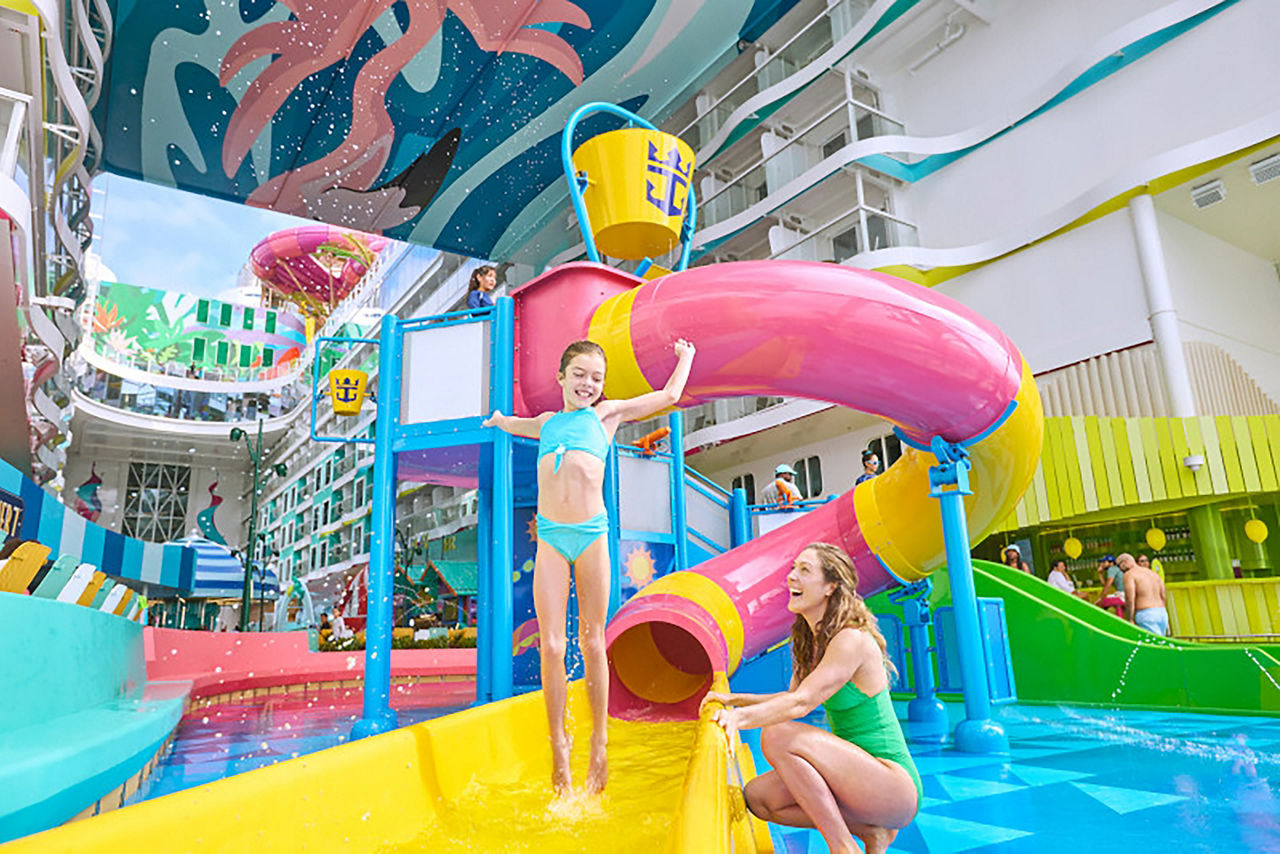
[605,443,623,618]
[348,299,521,735]
[729,488,751,549]
[351,314,401,739]
[485,296,516,701]
[309,335,380,445]
[399,305,493,332]
[561,101,698,270]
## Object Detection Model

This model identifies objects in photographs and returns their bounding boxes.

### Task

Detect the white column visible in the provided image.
[1127,192,1197,417]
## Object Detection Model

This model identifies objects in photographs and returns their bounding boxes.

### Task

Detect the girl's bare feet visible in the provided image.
[551,733,573,797]
[855,825,898,854]
[584,734,608,795]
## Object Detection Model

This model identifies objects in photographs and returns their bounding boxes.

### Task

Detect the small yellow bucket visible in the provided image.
[572,127,695,260]
[328,369,369,416]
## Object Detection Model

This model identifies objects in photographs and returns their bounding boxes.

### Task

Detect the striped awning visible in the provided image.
[169,536,278,600]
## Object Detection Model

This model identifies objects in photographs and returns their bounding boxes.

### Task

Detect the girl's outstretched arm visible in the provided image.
[601,339,696,424]
[483,410,551,439]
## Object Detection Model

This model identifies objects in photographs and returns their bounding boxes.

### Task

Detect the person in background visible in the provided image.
[465,265,498,309]
[762,463,804,507]
[1046,559,1087,599]
[855,450,880,485]
[1120,552,1169,636]
[1095,554,1126,618]
[1001,544,1031,574]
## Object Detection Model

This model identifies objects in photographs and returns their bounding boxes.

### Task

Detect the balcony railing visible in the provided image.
[75,366,304,422]
[699,95,904,229]
[83,334,303,385]
[618,396,786,446]
[770,205,918,263]
[678,0,876,149]
[0,87,31,184]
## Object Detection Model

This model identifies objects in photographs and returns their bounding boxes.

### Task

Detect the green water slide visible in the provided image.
[970,559,1280,715]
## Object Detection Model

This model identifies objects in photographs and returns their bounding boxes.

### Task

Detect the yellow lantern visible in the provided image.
[1145,527,1167,552]
[328,369,369,416]
[1245,518,1269,544]
[1063,537,1083,559]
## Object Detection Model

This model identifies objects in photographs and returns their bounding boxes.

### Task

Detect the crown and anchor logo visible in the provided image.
[644,141,692,217]
[328,369,370,416]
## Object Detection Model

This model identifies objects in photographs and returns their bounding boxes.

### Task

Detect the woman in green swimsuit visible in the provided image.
[703,543,921,854]
[485,338,695,797]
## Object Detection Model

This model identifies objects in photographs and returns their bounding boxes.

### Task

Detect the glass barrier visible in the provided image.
[771,205,918,263]
[699,97,904,229]
[76,366,304,422]
[681,0,876,145]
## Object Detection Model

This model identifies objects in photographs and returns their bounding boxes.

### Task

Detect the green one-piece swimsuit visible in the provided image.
[822,681,923,810]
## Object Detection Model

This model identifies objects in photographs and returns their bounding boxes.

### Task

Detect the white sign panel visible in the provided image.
[400,321,490,424]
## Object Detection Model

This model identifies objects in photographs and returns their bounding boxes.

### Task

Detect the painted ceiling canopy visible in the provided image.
[98,0,798,261]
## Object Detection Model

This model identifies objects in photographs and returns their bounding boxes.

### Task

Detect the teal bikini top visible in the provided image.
[538,407,610,473]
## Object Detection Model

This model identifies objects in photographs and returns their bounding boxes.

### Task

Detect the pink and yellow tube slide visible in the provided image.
[512,259,1043,720]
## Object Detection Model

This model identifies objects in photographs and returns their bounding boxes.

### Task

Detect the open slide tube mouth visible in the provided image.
[606,593,728,721]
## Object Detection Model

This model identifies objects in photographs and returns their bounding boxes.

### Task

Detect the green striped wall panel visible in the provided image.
[992,414,1280,534]
[1216,415,1245,492]
[1250,418,1277,492]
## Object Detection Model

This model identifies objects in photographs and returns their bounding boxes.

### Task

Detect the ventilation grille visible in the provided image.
[1190,179,1226,209]
[1249,153,1280,186]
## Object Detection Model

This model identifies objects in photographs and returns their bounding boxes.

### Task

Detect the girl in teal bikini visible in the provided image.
[703,543,921,854]
[484,338,695,796]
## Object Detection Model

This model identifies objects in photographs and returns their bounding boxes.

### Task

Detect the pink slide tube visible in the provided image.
[509,260,1042,719]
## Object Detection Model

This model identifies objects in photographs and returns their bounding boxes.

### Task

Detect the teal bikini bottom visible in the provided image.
[536,512,608,564]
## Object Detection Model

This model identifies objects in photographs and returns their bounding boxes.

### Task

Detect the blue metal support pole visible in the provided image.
[352,314,401,739]
[891,581,948,742]
[489,296,516,700]
[669,410,688,572]
[476,472,494,703]
[604,443,622,619]
[729,488,751,549]
[927,437,1007,753]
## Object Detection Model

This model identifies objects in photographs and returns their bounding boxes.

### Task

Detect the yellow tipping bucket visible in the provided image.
[328,369,369,416]
[572,127,695,260]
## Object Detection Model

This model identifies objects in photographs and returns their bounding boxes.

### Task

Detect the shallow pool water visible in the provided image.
[130,682,471,804]
[133,689,1280,852]
[384,718,699,853]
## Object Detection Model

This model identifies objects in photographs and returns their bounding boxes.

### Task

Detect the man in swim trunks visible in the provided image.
[1118,552,1169,636]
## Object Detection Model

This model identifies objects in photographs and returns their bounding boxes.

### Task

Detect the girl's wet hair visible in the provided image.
[559,340,607,373]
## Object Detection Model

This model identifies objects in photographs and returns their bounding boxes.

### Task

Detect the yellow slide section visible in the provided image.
[6,682,769,853]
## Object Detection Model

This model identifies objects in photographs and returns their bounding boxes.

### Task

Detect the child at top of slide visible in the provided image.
[483,337,696,796]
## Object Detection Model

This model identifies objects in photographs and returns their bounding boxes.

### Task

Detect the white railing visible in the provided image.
[82,334,305,387]
[698,94,903,229]
[0,88,30,180]
[678,0,875,148]
[770,204,918,263]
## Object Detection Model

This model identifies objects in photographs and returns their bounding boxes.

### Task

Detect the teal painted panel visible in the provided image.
[0,593,146,733]
[37,494,63,555]
[81,523,106,570]
[121,537,145,581]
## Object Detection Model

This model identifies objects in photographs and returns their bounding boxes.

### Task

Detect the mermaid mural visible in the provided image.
[220,0,591,232]
[73,465,103,522]
[95,1,777,262]
[196,480,228,545]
